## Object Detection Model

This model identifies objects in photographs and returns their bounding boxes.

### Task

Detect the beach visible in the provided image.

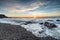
[0,23,58,40]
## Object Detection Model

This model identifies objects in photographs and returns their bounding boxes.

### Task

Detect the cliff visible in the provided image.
[0,14,8,18]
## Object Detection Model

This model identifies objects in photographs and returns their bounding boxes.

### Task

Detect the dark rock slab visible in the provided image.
[0,23,58,40]
[44,22,57,29]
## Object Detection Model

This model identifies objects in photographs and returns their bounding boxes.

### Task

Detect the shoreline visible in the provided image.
[0,23,57,40]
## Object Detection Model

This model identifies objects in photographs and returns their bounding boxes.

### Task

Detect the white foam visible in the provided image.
[21,23,48,37]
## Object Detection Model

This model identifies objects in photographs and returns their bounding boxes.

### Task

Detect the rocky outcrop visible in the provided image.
[44,22,57,29]
[0,14,8,18]
[0,23,57,40]
[56,19,60,21]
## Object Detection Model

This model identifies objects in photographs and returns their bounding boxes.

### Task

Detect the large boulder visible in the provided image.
[56,19,60,21]
[0,14,8,18]
[44,22,57,29]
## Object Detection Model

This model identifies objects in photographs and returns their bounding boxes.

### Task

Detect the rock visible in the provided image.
[0,14,8,18]
[44,22,57,29]
[39,30,44,34]
[24,21,33,25]
[39,23,43,25]
[56,19,60,21]
[47,20,53,21]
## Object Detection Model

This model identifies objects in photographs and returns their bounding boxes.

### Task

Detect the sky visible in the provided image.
[0,0,60,17]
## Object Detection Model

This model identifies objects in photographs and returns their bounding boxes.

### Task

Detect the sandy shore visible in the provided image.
[0,23,58,40]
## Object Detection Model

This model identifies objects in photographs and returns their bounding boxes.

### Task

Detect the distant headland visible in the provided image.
[0,14,8,18]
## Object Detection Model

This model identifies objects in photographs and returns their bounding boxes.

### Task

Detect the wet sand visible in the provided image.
[0,23,58,40]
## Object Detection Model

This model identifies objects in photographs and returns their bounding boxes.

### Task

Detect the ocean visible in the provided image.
[0,18,60,39]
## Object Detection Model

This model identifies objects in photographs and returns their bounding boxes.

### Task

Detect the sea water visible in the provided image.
[0,18,60,39]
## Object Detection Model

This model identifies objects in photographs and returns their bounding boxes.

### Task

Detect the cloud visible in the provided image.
[0,0,45,13]
[0,0,60,16]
